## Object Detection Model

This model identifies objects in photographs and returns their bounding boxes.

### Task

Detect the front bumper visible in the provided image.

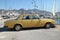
[51,24,56,28]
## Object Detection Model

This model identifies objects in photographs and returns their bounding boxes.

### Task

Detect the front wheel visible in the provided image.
[14,25,22,31]
[45,23,51,29]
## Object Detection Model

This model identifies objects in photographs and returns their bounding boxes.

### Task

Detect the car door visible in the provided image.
[29,15,40,27]
[21,15,32,28]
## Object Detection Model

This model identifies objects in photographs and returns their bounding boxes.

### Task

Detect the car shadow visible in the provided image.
[0,28,11,32]
[0,27,46,32]
[22,27,46,31]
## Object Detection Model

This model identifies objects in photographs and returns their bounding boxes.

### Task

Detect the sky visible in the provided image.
[0,0,60,12]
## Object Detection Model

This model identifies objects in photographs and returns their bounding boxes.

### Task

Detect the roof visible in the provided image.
[20,13,38,16]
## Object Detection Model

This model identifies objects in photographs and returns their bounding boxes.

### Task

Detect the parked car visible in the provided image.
[4,14,55,31]
[2,15,10,19]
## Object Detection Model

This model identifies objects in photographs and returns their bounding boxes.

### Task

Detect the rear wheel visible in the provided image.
[14,25,22,31]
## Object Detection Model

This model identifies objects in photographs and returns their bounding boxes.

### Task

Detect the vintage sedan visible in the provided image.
[4,14,55,31]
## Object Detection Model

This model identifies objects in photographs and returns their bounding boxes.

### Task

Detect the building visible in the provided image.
[55,12,60,18]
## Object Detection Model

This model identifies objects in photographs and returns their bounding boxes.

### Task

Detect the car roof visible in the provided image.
[20,13,38,16]
[18,13,39,19]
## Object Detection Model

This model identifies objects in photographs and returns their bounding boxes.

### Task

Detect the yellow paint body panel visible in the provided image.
[4,14,55,28]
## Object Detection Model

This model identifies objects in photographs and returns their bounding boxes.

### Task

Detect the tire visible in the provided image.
[14,25,22,31]
[51,24,55,28]
[45,23,51,29]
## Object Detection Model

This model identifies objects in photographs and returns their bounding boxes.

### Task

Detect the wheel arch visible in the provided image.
[44,22,52,27]
[14,24,23,28]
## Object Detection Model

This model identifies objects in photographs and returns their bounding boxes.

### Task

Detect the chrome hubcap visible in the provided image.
[15,26,20,31]
[46,24,50,28]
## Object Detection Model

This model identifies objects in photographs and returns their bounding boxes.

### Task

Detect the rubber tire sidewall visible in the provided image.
[14,25,22,31]
[45,23,51,29]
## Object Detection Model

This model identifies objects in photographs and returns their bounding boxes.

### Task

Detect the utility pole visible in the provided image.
[52,0,56,16]
[32,0,38,13]
[5,0,7,10]
[2,10,4,15]
[33,0,37,9]
[41,0,44,10]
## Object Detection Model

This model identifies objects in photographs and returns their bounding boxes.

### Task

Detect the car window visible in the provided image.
[34,16,39,19]
[29,15,34,19]
[29,15,39,19]
[22,15,30,20]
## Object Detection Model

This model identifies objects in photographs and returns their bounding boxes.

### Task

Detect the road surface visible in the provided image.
[0,25,60,40]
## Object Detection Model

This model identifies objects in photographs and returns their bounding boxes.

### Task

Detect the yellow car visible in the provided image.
[4,14,55,31]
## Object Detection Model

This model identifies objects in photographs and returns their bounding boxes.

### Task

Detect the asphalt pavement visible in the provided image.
[0,26,60,40]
